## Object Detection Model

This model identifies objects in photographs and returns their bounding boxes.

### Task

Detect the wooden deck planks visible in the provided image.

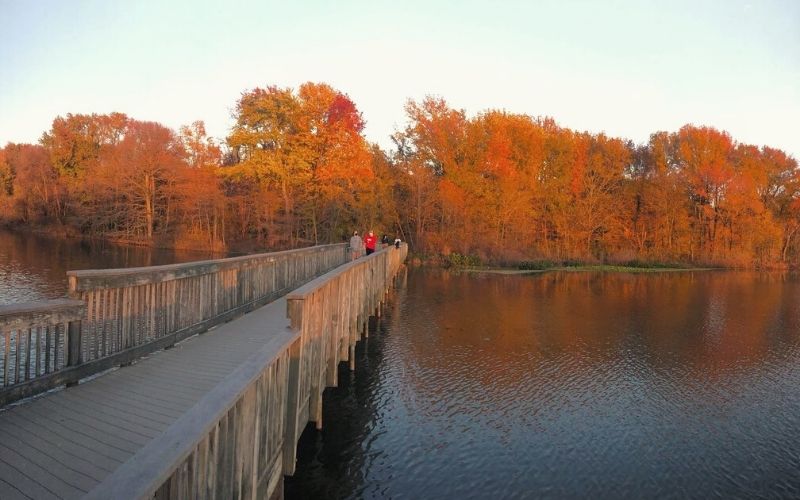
[0,440,92,496]
[0,243,406,500]
[12,402,145,452]
[0,425,111,480]
[0,248,404,500]
[0,297,293,499]
[0,477,30,500]
[84,377,197,414]
[56,389,178,427]
[29,397,157,444]
[0,412,126,468]
[0,458,64,500]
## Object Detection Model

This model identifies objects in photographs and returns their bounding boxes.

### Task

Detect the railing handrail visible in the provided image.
[286,245,395,301]
[84,324,300,500]
[1,243,350,407]
[84,242,408,499]
[0,298,85,329]
[67,243,347,291]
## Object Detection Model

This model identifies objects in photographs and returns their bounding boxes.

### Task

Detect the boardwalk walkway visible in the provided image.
[0,296,294,500]
[0,243,407,499]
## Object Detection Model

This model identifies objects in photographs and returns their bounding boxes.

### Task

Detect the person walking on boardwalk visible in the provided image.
[349,230,363,260]
[364,230,378,255]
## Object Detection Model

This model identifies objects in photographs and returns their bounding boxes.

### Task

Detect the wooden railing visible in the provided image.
[0,299,84,389]
[85,243,408,499]
[0,244,348,406]
[283,241,409,472]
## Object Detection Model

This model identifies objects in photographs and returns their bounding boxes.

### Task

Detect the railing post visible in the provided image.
[282,343,301,476]
[66,319,82,387]
[282,297,303,477]
[66,274,83,387]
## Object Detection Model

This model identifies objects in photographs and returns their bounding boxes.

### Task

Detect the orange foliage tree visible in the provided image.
[174,121,225,251]
[1,85,798,267]
[226,82,375,248]
[388,98,799,267]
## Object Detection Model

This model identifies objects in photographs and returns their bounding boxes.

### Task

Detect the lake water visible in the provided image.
[0,229,222,304]
[286,268,800,499]
[3,230,799,498]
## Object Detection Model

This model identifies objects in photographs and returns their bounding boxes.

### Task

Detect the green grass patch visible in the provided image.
[550,264,714,273]
[444,252,483,268]
[443,254,715,273]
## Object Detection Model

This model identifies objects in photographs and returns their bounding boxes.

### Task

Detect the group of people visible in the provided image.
[349,230,401,260]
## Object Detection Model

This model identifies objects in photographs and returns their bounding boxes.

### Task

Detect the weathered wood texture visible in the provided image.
[85,243,407,500]
[0,295,295,500]
[0,244,347,407]
[283,243,408,474]
[68,244,348,363]
[0,299,84,388]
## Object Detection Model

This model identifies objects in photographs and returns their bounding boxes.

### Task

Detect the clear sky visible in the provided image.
[1,0,798,157]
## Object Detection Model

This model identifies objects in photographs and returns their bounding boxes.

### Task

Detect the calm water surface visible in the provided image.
[0,229,221,304]
[4,230,800,498]
[287,268,800,499]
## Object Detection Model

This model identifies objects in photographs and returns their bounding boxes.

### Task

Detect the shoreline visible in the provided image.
[2,226,794,272]
[457,265,718,275]
[0,224,235,256]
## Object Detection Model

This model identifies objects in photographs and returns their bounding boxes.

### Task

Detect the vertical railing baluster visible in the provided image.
[35,326,42,378]
[148,283,155,343]
[169,280,175,334]
[66,317,82,388]
[14,331,20,385]
[110,288,117,354]
[0,245,348,396]
[3,330,9,386]
[54,321,62,369]
[160,281,166,338]
[134,285,140,346]
[24,328,32,381]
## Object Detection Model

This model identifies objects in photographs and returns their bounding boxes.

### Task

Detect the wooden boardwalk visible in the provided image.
[0,243,408,499]
[0,297,294,499]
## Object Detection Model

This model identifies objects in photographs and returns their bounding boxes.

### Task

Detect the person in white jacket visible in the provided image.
[349,230,363,260]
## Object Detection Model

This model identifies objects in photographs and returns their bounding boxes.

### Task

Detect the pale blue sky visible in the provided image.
[1,0,798,157]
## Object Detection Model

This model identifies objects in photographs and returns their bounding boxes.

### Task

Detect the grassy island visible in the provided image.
[441,253,717,274]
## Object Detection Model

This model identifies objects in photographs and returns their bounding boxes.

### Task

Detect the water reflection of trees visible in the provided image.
[397,269,800,411]
[0,230,222,302]
[288,268,800,498]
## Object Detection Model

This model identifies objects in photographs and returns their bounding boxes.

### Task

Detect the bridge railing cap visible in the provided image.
[286,245,392,301]
[0,298,85,329]
[66,243,348,291]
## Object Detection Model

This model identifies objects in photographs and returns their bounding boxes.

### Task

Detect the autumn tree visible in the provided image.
[82,120,185,242]
[364,144,402,240]
[621,135,686,260]
[756,147,800,262]
[568,133,629,259]
[227,86,312,246]
[124,121,185,240]
[39,113,129,226]
[0,148,13,196]
[391,97,467,253]
[2,88,798,267]
[174,121,226,250]
[227,83,374,248]
[674,125,736,259]
[0,143,56,223]
[296,83,373,242]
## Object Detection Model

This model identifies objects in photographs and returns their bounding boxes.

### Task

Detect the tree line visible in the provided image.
[1,82,798,267]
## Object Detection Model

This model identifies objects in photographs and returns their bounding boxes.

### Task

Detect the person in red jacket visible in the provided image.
[364,230,378,255]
